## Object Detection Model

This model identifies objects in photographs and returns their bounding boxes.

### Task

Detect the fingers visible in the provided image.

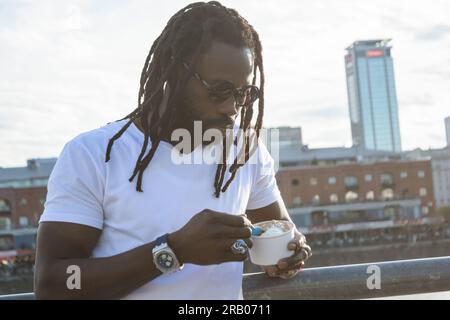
[289,233,306,249]
[278,269,300,279]
[265,261,305,278]
[278,247,310,269]
[264,265,278,277]
[242,238,253,249]
[281,260,305,272]
[222,239,251,262]
[222,252,249,263]
[219,237,254,262]
[265,266,301,278]
[302,244,312,258]
[216,225,252,240]
[222,238,253,251]
[278,240,312,271]
[287,238,312,258]
[288,242,297,251]
[208,211,252,228]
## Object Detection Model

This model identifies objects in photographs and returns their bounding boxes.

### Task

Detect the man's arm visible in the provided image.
[34,210,254,299]
[245,198,291,224]
[34,222,165,299]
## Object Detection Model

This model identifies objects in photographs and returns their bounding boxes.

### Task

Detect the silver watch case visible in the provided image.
[152,242,183,274]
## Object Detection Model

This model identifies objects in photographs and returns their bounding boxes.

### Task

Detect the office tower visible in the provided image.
[345,39,402,152]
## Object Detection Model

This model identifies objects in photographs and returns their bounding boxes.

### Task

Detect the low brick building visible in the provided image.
[275,159,435,230]
[0,159,55,229]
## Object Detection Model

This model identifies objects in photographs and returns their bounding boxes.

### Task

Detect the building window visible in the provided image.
[19,216,29,227]
[365,174,373,182]
[345,191,359,203]
[19,198,28,207]
[381,188,394,201]
[312,195,320,205]
[0,199,11,213]
[366,191,375,200]
[400,172,408,179]
[310,178,318,186]
[291,179,299,186]
[292,196,301,206]
[422,206,429,215]
[345,176,358,188]
[418,170,425,178]
[0,217,12,230]
[419,188,427,197]
[384,206,396,219]
[31,178,49,187]
[328,176,337,185]
[330,194,338,203]
[380,173,395,186]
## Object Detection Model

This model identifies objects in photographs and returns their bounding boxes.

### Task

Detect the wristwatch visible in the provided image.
[152,233,184,274]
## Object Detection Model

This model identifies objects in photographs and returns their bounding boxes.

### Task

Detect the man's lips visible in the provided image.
[206,117,235,129]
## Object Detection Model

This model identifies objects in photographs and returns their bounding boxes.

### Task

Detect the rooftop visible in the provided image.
[346,39,392,50]
[0,158,57,184]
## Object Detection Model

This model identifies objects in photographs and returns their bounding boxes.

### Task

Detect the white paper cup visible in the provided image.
[248,220,295,266]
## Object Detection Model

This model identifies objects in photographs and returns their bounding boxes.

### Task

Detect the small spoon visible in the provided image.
[251,226,264,236]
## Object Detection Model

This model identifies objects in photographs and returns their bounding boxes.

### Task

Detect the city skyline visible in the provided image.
[1,0,450,167]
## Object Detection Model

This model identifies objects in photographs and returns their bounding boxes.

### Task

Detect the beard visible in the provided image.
[170,105,236,147]
[175,103,235,131]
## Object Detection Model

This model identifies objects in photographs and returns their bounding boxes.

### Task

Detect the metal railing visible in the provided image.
[0,293,35,300]
[1,256,450,300]
[243,256,450,299]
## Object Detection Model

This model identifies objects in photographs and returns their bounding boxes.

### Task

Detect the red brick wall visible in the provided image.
[276,159,435,214]
[0,187,47,228]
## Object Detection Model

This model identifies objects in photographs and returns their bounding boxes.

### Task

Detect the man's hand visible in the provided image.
[262,229,312,279]
[168,209,253,265]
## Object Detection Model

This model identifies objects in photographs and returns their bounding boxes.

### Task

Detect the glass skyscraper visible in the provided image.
[345,39,402,152]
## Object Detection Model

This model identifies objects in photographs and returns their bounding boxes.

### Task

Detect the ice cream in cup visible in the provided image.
[248,220,296,266]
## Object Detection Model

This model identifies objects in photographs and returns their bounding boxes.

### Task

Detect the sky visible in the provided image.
[1,0,449,168]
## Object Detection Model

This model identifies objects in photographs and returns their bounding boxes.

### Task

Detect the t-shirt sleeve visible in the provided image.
[39,138,105,230]
[246,138,281,210]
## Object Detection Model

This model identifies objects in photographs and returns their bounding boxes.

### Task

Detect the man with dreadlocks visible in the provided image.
[35,1,311,299]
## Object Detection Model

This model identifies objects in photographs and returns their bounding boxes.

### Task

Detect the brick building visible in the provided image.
[276,159,435,230]
[404,147,450,208]
[0,158,55,229]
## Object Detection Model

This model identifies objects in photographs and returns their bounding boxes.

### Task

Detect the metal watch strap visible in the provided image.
[155,234,169,247]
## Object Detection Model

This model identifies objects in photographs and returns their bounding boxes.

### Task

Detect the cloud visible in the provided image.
[415,24,450,41]
[399,94,435,107]
[1,0,450,167]
[299,105,348,119]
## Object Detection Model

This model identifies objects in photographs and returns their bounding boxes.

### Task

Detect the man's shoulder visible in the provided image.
[70,120,123,148]
[64,120,125,162]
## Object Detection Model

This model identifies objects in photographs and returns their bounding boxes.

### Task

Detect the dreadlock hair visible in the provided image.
[105,1,265,198]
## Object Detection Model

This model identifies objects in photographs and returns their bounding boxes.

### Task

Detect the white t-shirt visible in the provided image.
[39,119,281,300]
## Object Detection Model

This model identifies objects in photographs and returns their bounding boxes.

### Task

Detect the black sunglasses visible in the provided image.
[182,61,260,107]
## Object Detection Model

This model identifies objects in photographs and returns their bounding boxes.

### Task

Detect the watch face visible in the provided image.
[156,251,175,269]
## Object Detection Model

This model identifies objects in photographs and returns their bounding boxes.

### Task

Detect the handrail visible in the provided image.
[243,256,450,299]
[1,256,450,300]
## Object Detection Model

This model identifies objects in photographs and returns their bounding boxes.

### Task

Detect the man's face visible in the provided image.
[177,41,254,133]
